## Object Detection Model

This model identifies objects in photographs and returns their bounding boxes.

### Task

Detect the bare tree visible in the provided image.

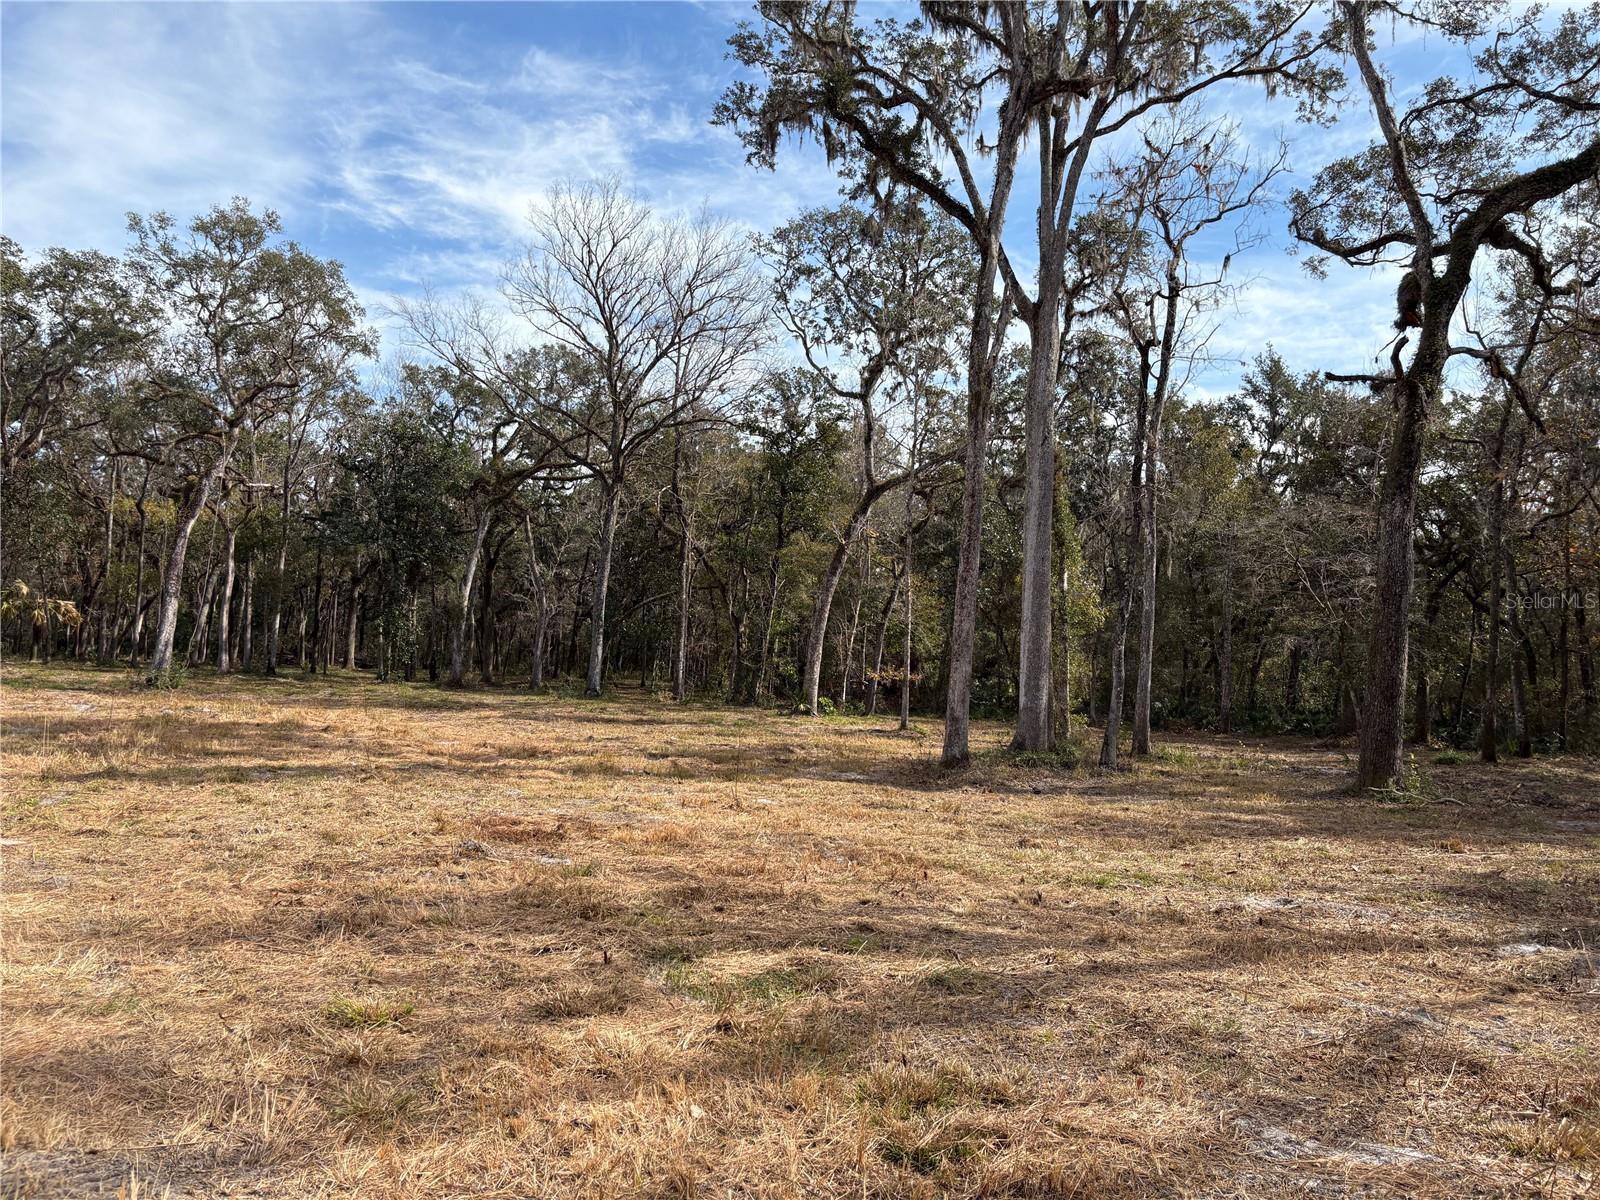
[1098,115,1286,761]
[403,180,768,696]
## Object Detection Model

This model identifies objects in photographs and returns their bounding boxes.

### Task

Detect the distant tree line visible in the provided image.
[3,2,1598,775]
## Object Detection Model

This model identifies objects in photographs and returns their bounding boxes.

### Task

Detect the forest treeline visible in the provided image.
[3,2,1597,781]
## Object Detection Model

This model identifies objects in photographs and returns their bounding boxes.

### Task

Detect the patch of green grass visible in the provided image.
[878,1131,984,1175]
[856,1062,1026,1119]
[919,964,999,996]
[1433,749,1468,765]
[1007,743,1081,770]
[322,995,414,1028]
[665,958,838,1009]
[1151,744,1199,767]
[326,1080,419,1132]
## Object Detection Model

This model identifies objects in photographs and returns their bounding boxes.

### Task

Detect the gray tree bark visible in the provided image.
[449,507,491,687]
[585,482,622,697]
[216,524,238,673]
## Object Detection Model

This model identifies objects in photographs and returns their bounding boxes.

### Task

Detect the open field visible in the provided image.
[2,665,1597,1199]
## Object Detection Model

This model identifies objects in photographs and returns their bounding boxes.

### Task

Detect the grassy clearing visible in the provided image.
[2,664,1597,1198]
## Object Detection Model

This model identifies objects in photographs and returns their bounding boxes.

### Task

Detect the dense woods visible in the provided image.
[4,2,1598,781]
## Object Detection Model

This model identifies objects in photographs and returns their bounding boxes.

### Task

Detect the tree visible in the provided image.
[1,237,151,479]
[123,199,369,682]
[403,180,768,697]
[1291,1,1600,788]
[721,0,1338,758]
[762,198,968,715]
[1099,113,1286,759]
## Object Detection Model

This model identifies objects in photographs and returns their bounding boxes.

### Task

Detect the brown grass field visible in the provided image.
[2,664,1597,1199]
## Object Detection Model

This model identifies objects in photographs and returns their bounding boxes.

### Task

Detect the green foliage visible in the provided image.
[322,996,415,1028]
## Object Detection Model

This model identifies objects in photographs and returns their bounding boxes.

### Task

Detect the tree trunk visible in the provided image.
[1285,640,1303,713]
[307,546,325,675]
[478,538,497,685]
[1216,570,1234,734]
[128,489,150,666]
[755,546,784,704]
[899,552,914,732]
[1356,373,1434,788]
[522,513,549,690]
[1576,582,1596,713]
[149,452,228,679]
[1100,594,1131,769]
[1412,652,1430,746]
[866,566,902,717]
[801,507,871,716]
[672,522,693,702]
[216,524,238,673]
[585,482,622,697]
[448,508,491,687]
[1558,518,1572,749]
[263,477,291,676]
[98,459,118,660]
[837,555,867,709]
[1014,281,1063,752]
[941,242,1012,765]
[1453,610,1475,740]
[345,568,360,670]
[239,561,254,671]
[187,517,221,667]
[1506,546,1532,758]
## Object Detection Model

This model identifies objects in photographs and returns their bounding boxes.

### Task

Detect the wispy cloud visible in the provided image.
[0,1,1477,395]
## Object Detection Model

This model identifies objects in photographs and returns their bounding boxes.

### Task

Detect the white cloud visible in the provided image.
[0,0,1499,392]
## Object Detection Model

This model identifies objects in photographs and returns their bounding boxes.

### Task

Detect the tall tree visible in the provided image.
[762,199,968,715]
[1291,1,1600,788]
[124,200,369,682]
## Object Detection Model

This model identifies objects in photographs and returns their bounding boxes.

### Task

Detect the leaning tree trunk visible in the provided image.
[449,508,490,687]
[148,452,228,680]
[584,481,622,697]
[801,506,872,716]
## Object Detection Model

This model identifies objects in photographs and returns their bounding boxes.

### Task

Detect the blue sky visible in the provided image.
[1,1,1481,397]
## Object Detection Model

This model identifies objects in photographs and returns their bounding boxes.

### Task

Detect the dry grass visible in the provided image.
[2,664,1597,1199]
